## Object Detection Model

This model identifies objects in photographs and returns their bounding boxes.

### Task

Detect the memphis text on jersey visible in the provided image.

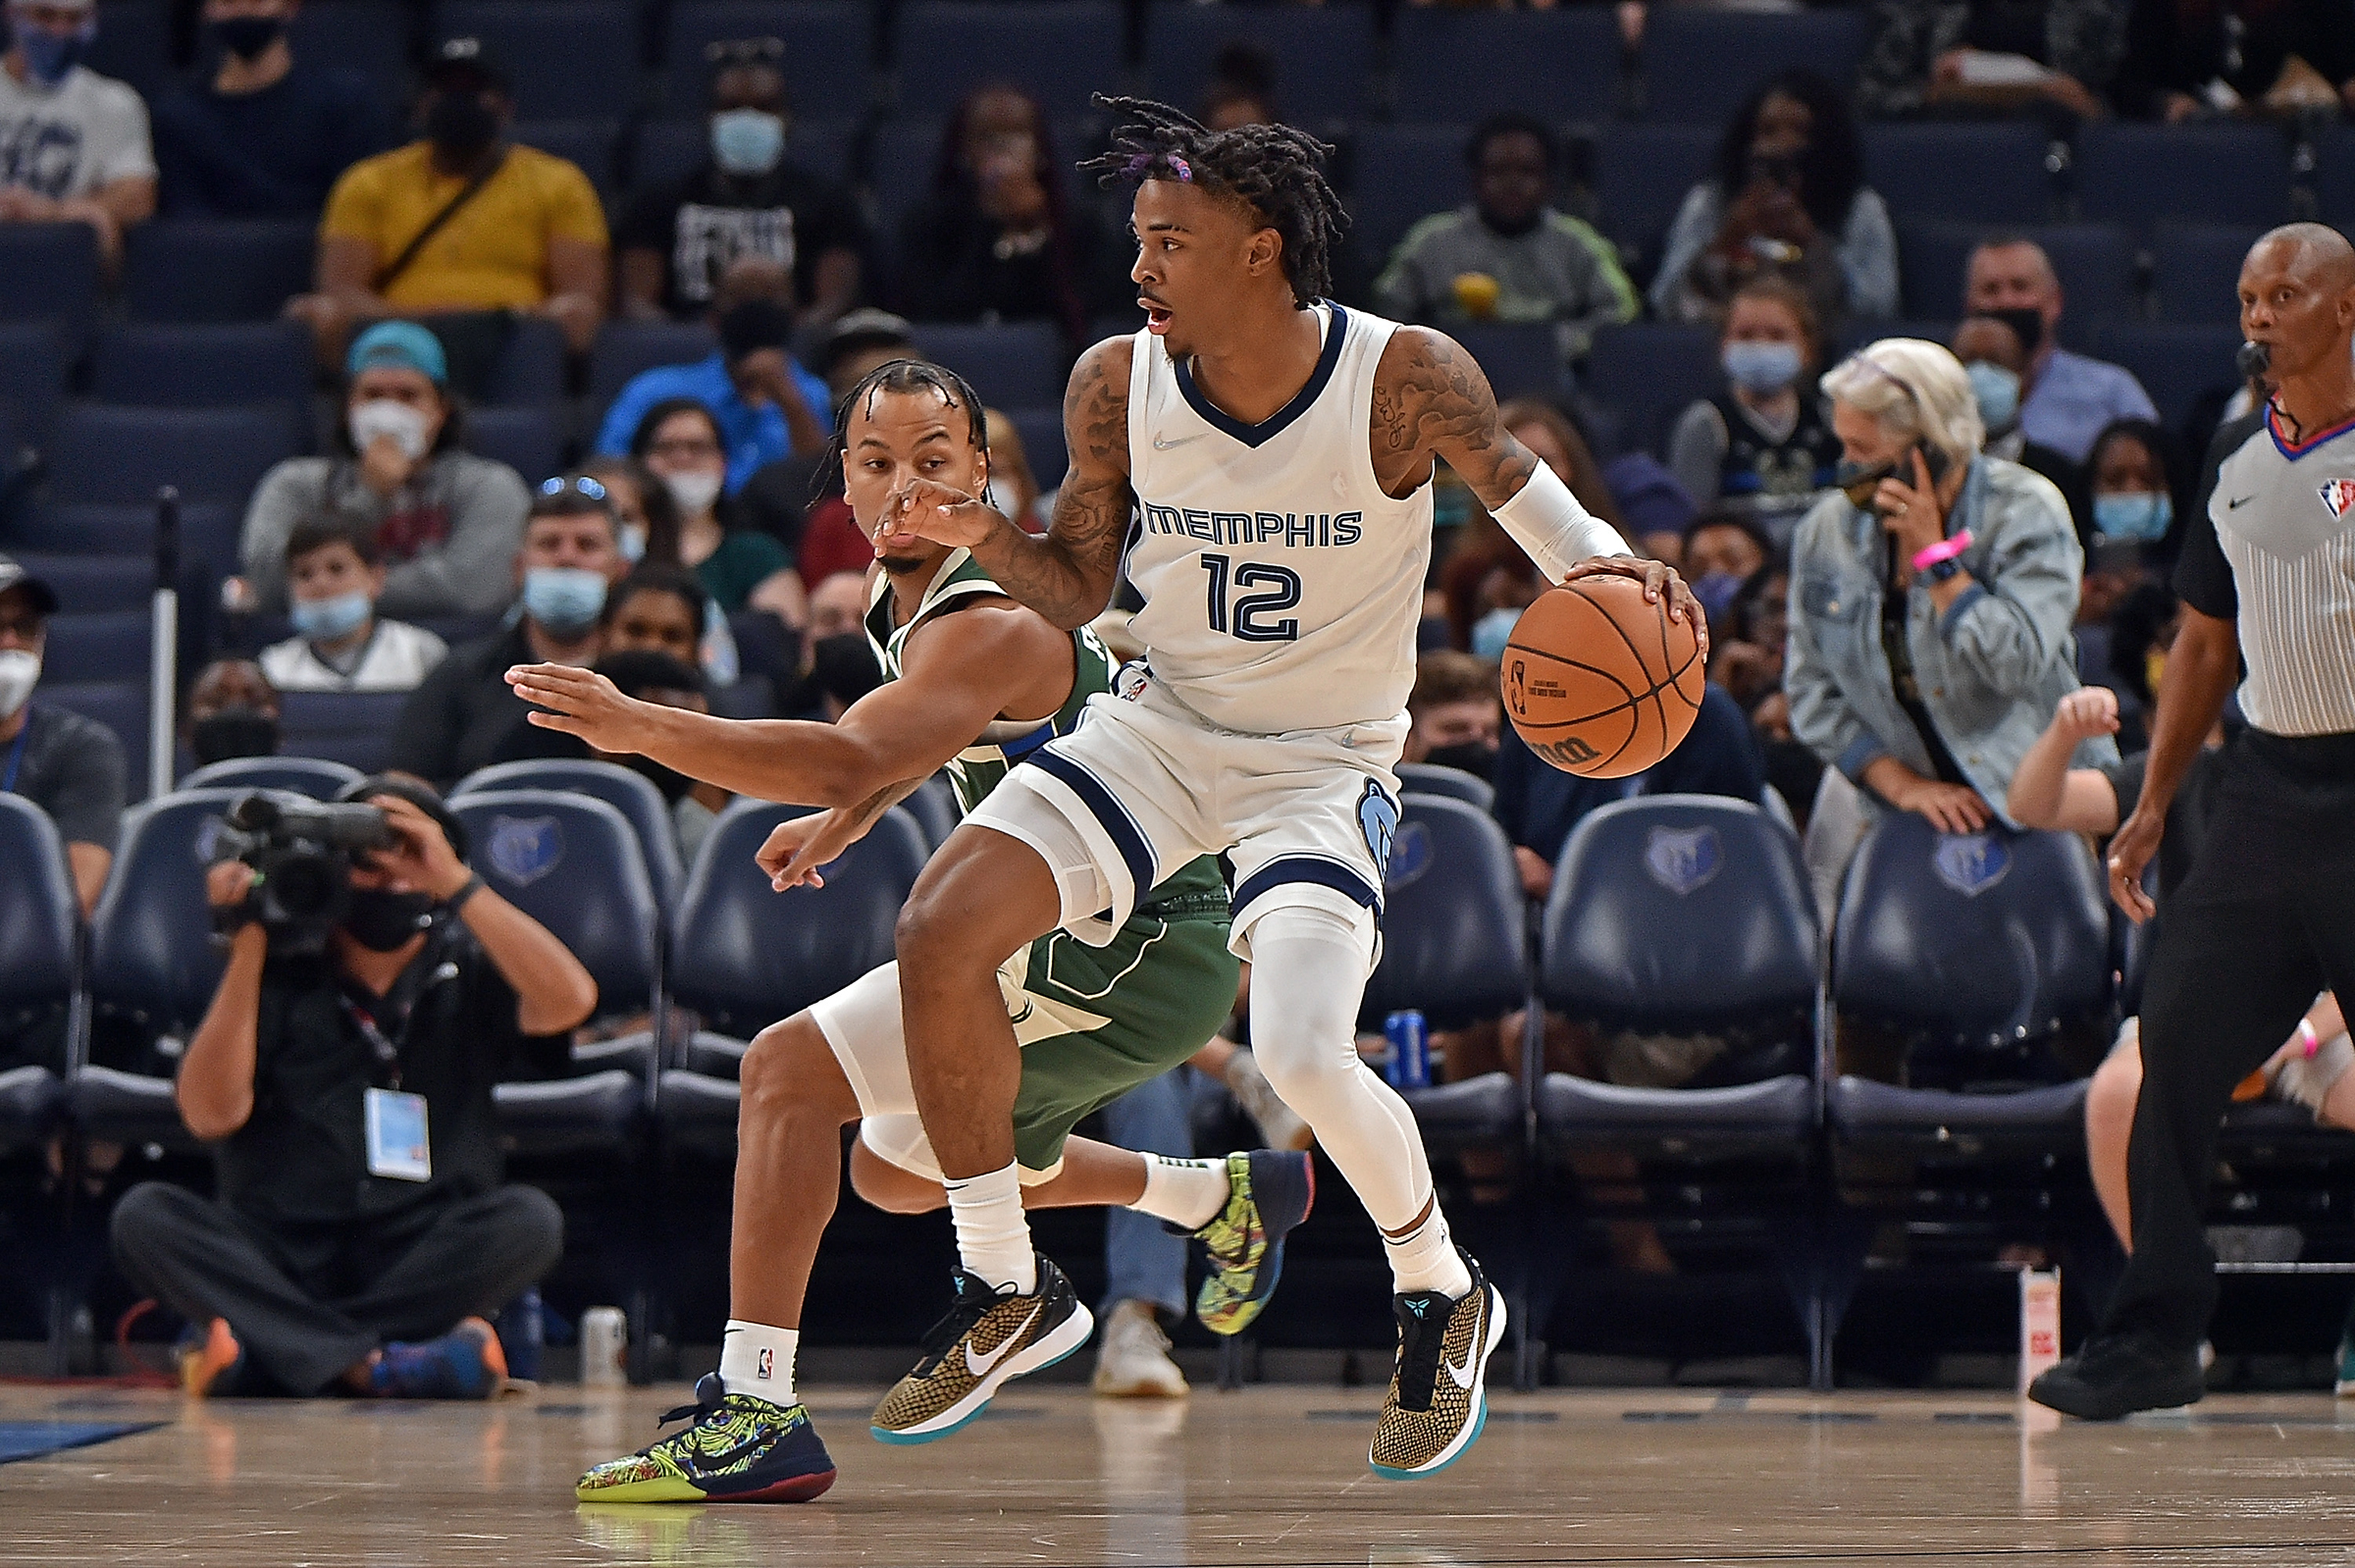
[1137,503,1366,549]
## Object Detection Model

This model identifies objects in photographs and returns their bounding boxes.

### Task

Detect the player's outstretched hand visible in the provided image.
[755,811,864,892]
[1557,555,1710,657]
[877,476,999,554]
[2107,805,2163,924]
[504,662,646,753]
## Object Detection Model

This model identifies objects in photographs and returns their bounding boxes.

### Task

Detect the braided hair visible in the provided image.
[1078,94,1346,308]
[815,357,992,502]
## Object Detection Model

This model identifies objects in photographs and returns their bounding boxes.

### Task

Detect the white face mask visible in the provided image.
[0,648,39,719]
[662,468,724,518]
[349,398,434,461]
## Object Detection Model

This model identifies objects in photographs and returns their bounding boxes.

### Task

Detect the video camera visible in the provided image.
[211,790,396,954]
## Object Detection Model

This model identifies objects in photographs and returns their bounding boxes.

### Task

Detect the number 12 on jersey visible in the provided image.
[1199,553,1302,643]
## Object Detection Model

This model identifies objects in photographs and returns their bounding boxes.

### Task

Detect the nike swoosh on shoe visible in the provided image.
[963,1302,1041,1380]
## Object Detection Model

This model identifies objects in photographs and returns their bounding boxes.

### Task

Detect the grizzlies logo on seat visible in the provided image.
[1933,832,2011,898]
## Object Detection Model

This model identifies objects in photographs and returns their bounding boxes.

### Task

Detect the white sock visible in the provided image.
[1128,1153,1230,1231]
[1384,1200,1473,1299]
[945,1162,1036,1294]
[718,1320,798,1402]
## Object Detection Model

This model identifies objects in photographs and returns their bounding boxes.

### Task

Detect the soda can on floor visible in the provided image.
[1384,1010,1430,1090]
[580,1305,627,1386]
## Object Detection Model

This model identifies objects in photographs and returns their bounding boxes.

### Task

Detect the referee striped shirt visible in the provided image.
[2181,406,2355,735]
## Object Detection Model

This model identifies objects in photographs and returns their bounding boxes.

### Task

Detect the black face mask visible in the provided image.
[210,16,284,61]
[717,298,795,361]
[342,887,439,952]
[1990,306,2044,359]
[627,754,695,805]
[810,633,882,708]
[191,706,280,765]
[1422,742,1498,782]
[426,91,500,162]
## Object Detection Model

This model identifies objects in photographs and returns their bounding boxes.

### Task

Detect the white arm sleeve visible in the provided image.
[1487,457,1632,583]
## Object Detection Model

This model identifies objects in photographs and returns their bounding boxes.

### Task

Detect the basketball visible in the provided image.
[1500,575,1706,778]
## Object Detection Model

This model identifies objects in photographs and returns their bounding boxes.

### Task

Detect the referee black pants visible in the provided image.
[2104,728,2355,1351]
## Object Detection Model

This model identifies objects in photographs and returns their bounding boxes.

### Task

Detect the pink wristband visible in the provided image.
[2300,1019,2321,1057]
[1910,530,1973,575]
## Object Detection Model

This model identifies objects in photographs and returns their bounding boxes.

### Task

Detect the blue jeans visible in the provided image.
[1098,1069,1194,1320]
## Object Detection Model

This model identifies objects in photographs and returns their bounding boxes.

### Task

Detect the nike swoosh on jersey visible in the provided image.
[1444,1300,1487,1389]
[1152,434,1205,449]
[2228,495,2257,508]
[964,1302,1041,1380]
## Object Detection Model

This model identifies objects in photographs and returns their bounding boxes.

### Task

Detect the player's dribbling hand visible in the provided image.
[504,662,645,753]
[755,812,859,892]
[2052,686,2120,744]
[878,477,998,553]
[2107,805,2163,924]
[1557,556,1710,658]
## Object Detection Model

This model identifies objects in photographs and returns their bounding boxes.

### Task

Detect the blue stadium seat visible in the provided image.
[659,0,872,123]
[902,772,959,852]
[45,405,298,506]
[2151,224,2262,325]
[84,0,171,100]
[1588,121,1717,261]
[123,222,316,323]
[631,117,856,191]
[1861,123,2054,226]
[286,0,410,93]
[6,553,147,613]
[1388,8,1617,125]
[7,503,237,572]
[464,407,563,486]
[1582,323,1719,455]
[891,2,1126,121]
[439,1,642,122]
[1395,761,1493,812]
[449,790,661,1022]
[1145,2,1376,125]
[41,610,151,684]
[1450,322,1564,401]
[2314,124,2355,230]
[90,321,313,409]
[0,797,76,1156]
[0,224,99,335]
[0,321,68,439]
[1896,220,2137,324]
[452,758,686,919]
[36,681,147,776]
[590,321,718,410]
[474,316,570,411]
[1004,404,1065,492]
[917,322,1066,408]
[1341,125,1472,278]
[2089,323,2242,433]
[1639,10,1870,121]
[278,690,408,772]
[1835,317,1954,359]
[513,120,621,194]
[2075,123,2293,232]
[183,756,366,798]
[868,118,948,237]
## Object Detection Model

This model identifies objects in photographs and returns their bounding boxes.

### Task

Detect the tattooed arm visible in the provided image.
[877,337,1136,631]
[1373,325,1702,641]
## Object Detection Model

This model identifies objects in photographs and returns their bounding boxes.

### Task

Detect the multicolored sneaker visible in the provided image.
[869,1253,1092,1444]
[1191,1149,1315,1336]
[177,1317,245,1398]
[576,1373,837,1503]
[1369,1249,1507,1481]
[372,1316,507,1399]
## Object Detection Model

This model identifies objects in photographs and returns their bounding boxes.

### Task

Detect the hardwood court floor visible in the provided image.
[7,1382,2355,1565]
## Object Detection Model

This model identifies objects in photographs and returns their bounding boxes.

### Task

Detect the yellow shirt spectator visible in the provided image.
[321,140,606,315]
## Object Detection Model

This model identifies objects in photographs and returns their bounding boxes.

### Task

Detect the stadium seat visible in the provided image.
[464,407,564,486]
[917,322,1066,408]
[439,1,642,122]
[1587,122,1717,264]
[2075,123,2293,232]
[513,120,621,195]
[0,797,76,1157]
[1582,324,1719,455]
[0,321,68,439]
[182,756,365,798]
[1639,10,1871,121]
[287,0,410,93]
[37,681,148,779]
[659,0,873,124]
[2151,224,2263,325]
[1450,322,1564,401]
[277,690,408,772]
[85,0,171,99]
[1895,220,2137,324]
[451,758,686,919]
[0,224,99,336]
[450,787,660,1015]
[867,118,950,238]
[1145,3,1376,125]
[123,222,317,323]
[891,2,1127,121]
[2089,323,2243,434]
[90,321,313,410]
[44,405,298,507]
[1388,8,1617,126]
[7,502,236,573]
[590,322,718,411]
[1861,123,2055,226]
[1341,125,1474,280]
[5,553,146,613]
[473,316,571,411]
[1395,761,1493,812]
[902,772,960,852]
[40,610,152,684]
[1003,405,1065,493]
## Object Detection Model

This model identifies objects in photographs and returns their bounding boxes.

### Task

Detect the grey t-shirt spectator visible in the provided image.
[238,450,531,619]
[1373,206,1638,361]
[0,64,155,199]
[7,701,126,851]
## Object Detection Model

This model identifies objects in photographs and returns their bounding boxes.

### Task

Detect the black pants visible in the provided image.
[2103,728,2355,1351]
[110,1181,563,1394]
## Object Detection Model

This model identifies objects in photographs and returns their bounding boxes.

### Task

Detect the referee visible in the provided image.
[2031,224,2355,1419]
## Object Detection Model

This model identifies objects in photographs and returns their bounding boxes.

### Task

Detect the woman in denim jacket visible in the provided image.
[1787,338,2116,842]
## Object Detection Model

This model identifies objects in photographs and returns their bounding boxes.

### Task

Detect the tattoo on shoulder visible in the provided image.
[1373,330,1536,501]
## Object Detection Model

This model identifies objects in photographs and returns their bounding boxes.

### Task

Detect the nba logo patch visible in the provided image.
[1113,659,1150,702]
[2321,479,2355,519]
[757,1347,773,1381]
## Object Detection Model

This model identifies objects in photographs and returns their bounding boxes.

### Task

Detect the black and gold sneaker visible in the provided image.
[1369,1249,1506,1480]
[869,1253,1093,1444]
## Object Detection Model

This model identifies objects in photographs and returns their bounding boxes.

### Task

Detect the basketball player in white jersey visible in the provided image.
[865,98,1702,1477]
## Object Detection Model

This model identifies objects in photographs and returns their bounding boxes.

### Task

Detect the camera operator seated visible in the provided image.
[109,774,597,1399]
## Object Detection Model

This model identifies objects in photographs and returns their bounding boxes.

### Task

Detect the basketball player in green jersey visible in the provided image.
[512,361,1312,1503]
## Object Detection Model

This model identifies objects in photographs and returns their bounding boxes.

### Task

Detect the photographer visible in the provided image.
[109,775,595,1399]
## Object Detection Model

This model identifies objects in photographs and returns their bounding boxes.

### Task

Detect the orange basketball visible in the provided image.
[1500,575,1706,778]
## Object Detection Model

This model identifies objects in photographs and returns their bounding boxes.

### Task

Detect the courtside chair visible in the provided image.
[1394,762,1493,813]
[0,796,76,1162]
[453,759,687,921]
[182,757,366,799]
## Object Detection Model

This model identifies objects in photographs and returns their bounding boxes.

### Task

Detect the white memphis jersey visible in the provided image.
[1124,302,1432,735]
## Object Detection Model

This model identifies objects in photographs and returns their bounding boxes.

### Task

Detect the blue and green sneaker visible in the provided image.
[1192,1149,1315,1336]
[576,1374,837,1503]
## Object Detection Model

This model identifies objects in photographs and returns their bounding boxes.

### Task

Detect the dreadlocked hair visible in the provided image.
[1078,94,1346,308]
[814,357,991,502]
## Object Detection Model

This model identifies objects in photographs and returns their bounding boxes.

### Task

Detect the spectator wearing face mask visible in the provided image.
[594,257,829,496]
[387,485,630,787]
[2084,416,2186,557]
[1439,398,1627,653]
[183,657,283,767]
[1682,508,1776,633]
[614,42,865,328]
[237,322,531,619]
[1403,652,1502,783]
[1951,312,2087,535]
[1964,236,2157,463]
[258,517,448,693]
[626,397,806,626]
[0,553,124,915]
[0,0,155,262]
[1667,277,1842,542]
[151,0,392,219]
